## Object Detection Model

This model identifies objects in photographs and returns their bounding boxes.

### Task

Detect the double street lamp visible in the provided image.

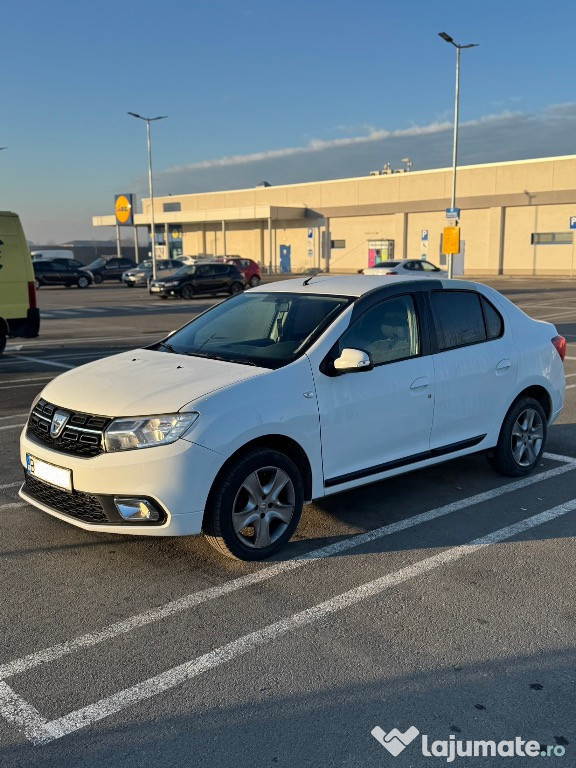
[128,112,167,281]
[438,32,478,278]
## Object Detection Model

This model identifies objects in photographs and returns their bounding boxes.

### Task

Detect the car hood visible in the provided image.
[40,349,268,416]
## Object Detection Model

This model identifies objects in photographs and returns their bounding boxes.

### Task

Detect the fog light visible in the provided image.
[114,498,160,522]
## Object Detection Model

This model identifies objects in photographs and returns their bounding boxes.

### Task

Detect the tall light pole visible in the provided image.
[438,32,478,278]
[128,112,167,281]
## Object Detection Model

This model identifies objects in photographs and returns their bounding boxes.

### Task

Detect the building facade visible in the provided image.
[92,154,576,276]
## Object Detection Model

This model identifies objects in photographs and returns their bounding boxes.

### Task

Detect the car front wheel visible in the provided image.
[230,281,243,295]
[181,284,194,300]
[249,275,260,287]
[77,275,90,289]
[487,397,547,477]
[203,448,304,560]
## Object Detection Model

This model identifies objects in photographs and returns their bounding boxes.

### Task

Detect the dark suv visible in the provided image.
[34,261,93,289]
[149,262,247,299]
[82,257,137,284]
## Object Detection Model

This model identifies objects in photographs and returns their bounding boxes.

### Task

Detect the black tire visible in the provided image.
[249,275,260,287]
[34,279,41,290]
[230,281,243,295]
[159,295,168,300]
[0,325,6,356]
[77,275,90,289]
[93,273,103,284]
[126,283,135,288]
[181,284,194,300]
[65,283,72,289]
[487,397,547,477]
[203,448,304,561]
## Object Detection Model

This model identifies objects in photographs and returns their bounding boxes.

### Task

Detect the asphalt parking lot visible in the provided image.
[0,278,575,767]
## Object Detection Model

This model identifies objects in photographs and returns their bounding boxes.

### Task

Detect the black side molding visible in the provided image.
[325,435,486,488]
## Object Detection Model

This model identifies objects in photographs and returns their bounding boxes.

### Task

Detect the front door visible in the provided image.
[310,294,435,487]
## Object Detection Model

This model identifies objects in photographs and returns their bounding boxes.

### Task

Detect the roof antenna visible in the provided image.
[303,275,315,285]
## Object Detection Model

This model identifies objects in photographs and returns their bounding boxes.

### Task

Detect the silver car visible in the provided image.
[122,259,184,287]
[362,259,447,277]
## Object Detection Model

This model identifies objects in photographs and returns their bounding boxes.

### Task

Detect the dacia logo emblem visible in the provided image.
[50,409,69,438]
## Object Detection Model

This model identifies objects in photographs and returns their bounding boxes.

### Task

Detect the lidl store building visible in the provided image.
[92,154,576,276]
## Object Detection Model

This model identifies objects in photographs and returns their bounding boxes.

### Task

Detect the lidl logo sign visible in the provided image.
[115,194,134,225]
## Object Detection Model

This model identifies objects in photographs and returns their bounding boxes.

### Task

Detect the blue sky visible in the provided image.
[2,0,576,243]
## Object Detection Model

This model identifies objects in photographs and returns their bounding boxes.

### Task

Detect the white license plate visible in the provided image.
[150,285,161,292]
[26,454,72,491]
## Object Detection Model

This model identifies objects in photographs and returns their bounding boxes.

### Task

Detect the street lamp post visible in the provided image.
[128,112,167,281]
[438,32,478,278]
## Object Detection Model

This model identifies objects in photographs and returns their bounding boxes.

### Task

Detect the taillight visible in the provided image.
[28,281,37,309]
[552,335,566,362]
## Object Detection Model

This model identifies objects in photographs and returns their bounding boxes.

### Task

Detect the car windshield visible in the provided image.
[152,292,352,369]
[170,265,198,278]
[85,258,106,269]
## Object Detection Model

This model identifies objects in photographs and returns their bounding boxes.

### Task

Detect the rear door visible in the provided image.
[428,289,517,449]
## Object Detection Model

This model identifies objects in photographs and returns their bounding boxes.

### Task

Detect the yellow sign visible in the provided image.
[115,194,133,225]
[443,226,461,255]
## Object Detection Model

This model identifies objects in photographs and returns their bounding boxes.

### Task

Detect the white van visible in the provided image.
[30,250,75,262]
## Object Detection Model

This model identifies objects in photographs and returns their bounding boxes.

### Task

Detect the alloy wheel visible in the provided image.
[510,408,544,466]
[232,466,296,549]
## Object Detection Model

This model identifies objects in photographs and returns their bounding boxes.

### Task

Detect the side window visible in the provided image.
[410,261,423,271]
[106,259,119,269]
[481,296,504,339]
[196,265,210,277]
[336,295,420,365]
[421,261,438,272]
[431,291,486,350]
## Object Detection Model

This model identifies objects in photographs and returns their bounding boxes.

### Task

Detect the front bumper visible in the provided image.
[20,428,222,536]
[149,285,181,297]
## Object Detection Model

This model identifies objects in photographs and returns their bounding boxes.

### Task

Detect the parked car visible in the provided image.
[226,257,261,287]
[20,275,565,561]
[33,260,93,289]
[149,262,246,299]
[363,259,447,277]
[82,257,136,284]
[122,259,184,288]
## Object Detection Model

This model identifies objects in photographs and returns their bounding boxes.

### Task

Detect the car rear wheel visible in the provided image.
[77,275,90,289]
[181,284,194,300]
[230,281,243,295]
[126,282,134,288]
[249,275,260,287]
[34,279,41,289]
[203,448,304,560]
[93,273,103,284]
[487,397,547,477]
[0,325,6,356]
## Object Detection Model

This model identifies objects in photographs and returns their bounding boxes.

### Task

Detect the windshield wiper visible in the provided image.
[187,351,259,367]
[157,341,179,354]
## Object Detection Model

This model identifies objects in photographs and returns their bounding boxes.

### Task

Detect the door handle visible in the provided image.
[496,359,511,374]
[410,377,430,390]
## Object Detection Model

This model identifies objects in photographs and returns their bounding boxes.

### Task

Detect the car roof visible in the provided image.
[250,275,479,298]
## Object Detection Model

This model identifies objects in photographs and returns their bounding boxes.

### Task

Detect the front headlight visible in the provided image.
[103,413,199,452]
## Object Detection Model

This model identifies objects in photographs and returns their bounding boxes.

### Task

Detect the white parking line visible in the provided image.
[0,482,21,490]
[0,383,50,390]
[0,423,25,431]
[0,377,53,385]
[0,453,572,682]
[0,502,25,512]
[0,413,28,421]
[3,499,575,746]
[6,356,74,370]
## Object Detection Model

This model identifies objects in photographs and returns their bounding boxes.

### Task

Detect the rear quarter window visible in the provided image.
[481,296,504,339]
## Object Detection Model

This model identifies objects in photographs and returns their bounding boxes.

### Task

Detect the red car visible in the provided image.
[226,258,261,287]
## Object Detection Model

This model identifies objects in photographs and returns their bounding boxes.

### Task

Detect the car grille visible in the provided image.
[23,474,111,524]
[27,399,112,457]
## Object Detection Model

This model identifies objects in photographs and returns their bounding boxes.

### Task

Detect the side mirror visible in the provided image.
[333,348,373,373]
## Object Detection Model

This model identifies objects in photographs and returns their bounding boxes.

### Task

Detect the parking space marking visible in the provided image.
[0,377,53,386]
[0,423,25,431]
[0,413,28,421]
[6,356,74,370]
[3,499,575,746]
[0,482,21,490]
[0,502,25,512]
[0,453,573,682]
